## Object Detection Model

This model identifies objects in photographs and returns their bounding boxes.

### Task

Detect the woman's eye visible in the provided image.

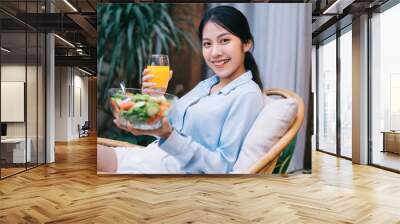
[221,39,230,44]
[203,42,211,47]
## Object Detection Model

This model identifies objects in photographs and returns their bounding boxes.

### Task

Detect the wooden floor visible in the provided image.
[0,136,400,223]
[372,150,400,171]
[0,167,26,177]
[1,163,45,178]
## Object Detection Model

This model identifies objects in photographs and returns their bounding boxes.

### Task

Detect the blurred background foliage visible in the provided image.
[97,3,199,145]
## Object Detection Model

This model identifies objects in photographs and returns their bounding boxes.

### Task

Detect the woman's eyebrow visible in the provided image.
[217,32,231,38]
[202,32,231,41]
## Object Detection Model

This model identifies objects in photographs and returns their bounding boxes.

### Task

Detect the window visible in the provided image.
[315,25,353,159]
[317,35,337,155]
[370,2,400,171]
[0,1,47,179]
[339,28,352,158]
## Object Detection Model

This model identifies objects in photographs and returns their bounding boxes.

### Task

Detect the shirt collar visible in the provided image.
[202,71,253,95]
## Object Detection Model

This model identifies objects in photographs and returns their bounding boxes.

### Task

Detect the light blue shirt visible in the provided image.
[158,71,264,174]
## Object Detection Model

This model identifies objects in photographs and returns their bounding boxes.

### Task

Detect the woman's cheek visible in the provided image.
[202,51,209,63]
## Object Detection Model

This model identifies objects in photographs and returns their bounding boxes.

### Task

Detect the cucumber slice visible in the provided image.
[134,101,146,108]
[147,105,160,116]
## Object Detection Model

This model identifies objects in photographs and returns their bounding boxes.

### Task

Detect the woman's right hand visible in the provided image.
[141,68,173,94]
[141,68,156,93]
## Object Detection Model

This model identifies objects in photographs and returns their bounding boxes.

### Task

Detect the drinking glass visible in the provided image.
[146,54,170,93]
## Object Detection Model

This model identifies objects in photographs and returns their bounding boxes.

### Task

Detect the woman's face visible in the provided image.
[202,21,251,80]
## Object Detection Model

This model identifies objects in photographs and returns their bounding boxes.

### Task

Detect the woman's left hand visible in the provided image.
[113,117,173,139]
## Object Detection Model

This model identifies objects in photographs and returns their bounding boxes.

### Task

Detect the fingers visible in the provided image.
[142,69,173,85]
[143,68,150,76]
[126,122,152,136]
[141,83,158,95]
[143,70,173,81]
[114,118,141,135]
[113,119,129,132]
[142,69,154,84]
[142,74,154,82]
[142,88,160,95]
[157,117,173,139]
[142,71,156,92]
[114,117,171,138]
[162,117,170,128]
[142,72,156,93]
[142,82,156,88]
[141,69,172,95]
[126,122,139,135]
[111,110,119,119]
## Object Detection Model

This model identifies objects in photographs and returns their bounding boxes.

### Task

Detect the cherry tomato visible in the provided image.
[119,101,134,111]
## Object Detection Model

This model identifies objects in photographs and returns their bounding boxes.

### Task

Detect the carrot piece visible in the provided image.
[161,101,170,108]
[159,104,169,112]
[147,115,160,124]
[119,101,134,111]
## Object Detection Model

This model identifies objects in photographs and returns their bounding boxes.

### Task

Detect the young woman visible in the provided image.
[98,6,265,174]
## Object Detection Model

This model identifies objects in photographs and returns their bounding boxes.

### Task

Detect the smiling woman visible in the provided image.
[98,5,265,174]
[201,22,251,90]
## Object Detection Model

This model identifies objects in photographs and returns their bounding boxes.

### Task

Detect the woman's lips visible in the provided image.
[211,59,230,68]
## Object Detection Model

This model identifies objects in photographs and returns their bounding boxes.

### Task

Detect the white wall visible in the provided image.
[1,65,40,138]
[1,82,25,122]
[55,67,68,141]
[1,65,26,140]
[54,67,89,141]
[72,73,89,138]
[1,63,46,164]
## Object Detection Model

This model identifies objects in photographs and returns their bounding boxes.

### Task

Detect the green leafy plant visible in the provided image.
[97,3,198,144]
[273,136,297,174]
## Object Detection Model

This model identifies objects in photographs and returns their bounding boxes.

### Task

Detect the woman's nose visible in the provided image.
[210,45,222,57]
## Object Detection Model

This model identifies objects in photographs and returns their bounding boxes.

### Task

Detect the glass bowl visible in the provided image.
[108,88,178,130]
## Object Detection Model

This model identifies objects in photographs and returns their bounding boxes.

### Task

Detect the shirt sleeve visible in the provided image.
[158,91,264,174]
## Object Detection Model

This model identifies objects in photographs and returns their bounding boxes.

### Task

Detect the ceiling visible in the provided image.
[311,0,390,43]
[0,0,98,73]
[0,0,395,73]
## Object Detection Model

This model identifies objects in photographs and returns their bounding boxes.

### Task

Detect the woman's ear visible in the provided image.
[243,40,253,53]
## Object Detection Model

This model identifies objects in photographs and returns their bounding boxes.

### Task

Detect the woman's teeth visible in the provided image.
[213,59,230,66]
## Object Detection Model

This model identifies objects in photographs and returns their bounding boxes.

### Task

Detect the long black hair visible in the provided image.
[198,5,263,90]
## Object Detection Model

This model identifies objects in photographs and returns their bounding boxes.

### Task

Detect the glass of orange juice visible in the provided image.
[147,54,170,93]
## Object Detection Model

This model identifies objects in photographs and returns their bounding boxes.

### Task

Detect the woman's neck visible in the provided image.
[210,66,247,94]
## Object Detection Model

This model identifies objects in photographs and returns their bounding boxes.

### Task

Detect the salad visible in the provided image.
[110,90,172,126]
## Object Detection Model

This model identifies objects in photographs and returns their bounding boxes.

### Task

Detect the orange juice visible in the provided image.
[147,65,170,89]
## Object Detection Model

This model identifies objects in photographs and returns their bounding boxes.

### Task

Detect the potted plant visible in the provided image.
[97,3,198,145]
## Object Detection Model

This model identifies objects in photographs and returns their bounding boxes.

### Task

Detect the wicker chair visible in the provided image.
[97,88,304,174]
[247,88,304,174]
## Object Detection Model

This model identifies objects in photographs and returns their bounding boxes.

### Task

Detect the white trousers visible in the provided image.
[114,142,184,174]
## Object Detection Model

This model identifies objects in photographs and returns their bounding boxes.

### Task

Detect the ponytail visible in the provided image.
[245,52,263,90]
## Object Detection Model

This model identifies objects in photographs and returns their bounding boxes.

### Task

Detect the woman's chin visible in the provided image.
[214,70,231,79]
